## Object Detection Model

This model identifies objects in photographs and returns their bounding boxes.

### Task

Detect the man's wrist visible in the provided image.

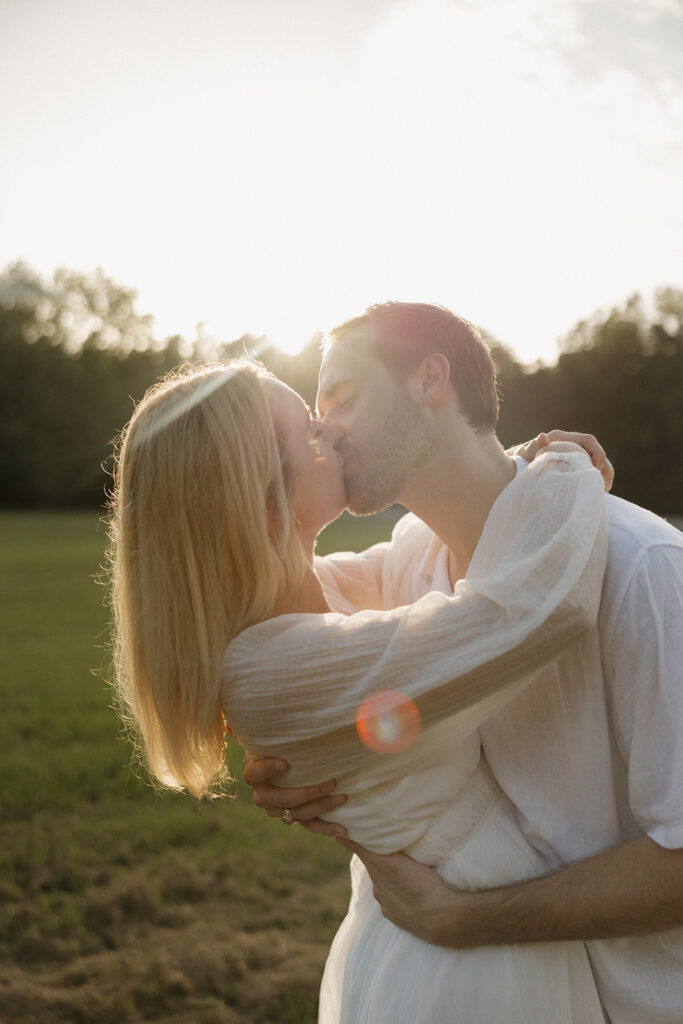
[420,888,478,949]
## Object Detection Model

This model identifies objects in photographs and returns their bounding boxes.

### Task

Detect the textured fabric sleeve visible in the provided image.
[222,451,608,784]
[314,542,389,613]
[608,544,683,850]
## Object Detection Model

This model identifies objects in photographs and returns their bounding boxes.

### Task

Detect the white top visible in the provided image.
[317,460,683,1024]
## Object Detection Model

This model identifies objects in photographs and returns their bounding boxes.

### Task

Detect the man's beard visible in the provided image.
[344,393,435,516]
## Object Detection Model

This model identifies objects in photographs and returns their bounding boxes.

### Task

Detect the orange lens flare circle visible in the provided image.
[356,690,421,754]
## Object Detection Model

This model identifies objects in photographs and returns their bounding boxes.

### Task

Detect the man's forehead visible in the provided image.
[318,329,382,397]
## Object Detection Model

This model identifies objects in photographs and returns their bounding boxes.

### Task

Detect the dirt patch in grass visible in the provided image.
[1,833,350,1023]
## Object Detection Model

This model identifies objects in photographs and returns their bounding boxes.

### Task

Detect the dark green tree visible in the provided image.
[495,292,683,513]
[1,263,680,513]
[0,264,182,507]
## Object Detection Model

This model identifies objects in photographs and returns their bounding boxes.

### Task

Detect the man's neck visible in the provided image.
[399,430,516,581]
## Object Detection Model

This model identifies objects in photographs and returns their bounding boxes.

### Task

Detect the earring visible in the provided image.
[295,519,303,535]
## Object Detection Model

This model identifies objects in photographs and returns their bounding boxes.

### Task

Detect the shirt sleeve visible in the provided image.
[608,544,683,850]
[222,451,608,784]
[314,542,389,613]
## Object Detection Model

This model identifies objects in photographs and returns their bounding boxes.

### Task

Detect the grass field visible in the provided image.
[0,510,400,1024]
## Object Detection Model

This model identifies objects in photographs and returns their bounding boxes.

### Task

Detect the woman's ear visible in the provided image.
[408,353,451,407]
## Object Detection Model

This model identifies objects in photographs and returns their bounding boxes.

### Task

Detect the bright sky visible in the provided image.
[1,0,682,364]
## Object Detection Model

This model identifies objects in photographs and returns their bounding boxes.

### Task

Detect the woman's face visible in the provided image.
[264,378,346,538]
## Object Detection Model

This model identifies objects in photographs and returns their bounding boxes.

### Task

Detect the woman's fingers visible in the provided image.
[517,430,614,492]
[514,432,549,461]
[243,756,347,831]
[243,755,288,787]
[544,430,614,491]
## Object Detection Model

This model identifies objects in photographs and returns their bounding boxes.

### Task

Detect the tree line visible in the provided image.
[1,263,681,513]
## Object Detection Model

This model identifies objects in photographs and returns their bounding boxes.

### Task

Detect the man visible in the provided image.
[245,302,683,1022]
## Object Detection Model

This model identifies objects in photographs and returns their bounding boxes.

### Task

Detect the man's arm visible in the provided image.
[336,835,683,946]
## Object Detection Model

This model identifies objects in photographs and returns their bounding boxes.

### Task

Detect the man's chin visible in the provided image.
[345,494,393,518]
[344,471,401,518]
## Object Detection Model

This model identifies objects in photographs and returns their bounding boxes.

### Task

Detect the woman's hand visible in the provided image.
[513,430,614,491]
[243,756,348,836]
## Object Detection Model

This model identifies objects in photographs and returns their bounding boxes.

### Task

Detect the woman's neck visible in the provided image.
[271,564,331,617]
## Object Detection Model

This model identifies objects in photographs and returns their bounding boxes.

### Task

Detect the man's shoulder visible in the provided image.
[606,494,683,560]
[602,494,683,620]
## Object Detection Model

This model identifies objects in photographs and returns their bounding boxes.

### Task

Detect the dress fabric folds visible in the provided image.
[320,766,606,1024]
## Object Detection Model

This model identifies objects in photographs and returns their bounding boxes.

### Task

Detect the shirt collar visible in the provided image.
[417,456,530,590]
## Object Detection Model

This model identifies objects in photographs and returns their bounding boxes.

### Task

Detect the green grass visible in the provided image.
[0,509,398,1024]
[315,506,405,555]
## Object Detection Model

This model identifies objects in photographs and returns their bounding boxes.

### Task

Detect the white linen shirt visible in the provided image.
[316,464,683,1024]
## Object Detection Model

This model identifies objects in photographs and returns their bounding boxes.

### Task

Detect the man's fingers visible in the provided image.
[336,837,395,875]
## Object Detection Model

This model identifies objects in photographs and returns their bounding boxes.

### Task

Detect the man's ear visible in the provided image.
[408,353,451,407]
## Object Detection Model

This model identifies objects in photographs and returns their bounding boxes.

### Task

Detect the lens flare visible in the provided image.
[356,690,421,754]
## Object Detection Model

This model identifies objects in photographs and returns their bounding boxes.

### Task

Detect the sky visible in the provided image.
[1,0,682,364]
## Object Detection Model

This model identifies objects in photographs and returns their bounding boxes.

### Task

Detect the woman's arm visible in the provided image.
[313,432,612,617]
[226,450,607,786]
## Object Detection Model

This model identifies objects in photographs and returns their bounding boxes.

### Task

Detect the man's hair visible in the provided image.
[326,301,499,432]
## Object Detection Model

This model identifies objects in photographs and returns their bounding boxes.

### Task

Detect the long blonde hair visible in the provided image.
[107,360,307,798]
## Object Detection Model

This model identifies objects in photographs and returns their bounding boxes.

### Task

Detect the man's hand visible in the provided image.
[513,430,614,492]
[336,837,466,945]
[243,756,348,837]
[337,835,683,950]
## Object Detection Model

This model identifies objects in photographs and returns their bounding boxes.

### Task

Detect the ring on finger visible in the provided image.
[280,808,296,826]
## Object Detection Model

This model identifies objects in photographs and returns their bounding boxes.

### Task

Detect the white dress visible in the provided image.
[221,451,609,1023]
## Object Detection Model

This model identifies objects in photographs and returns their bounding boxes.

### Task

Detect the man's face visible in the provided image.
[316,327,435,515]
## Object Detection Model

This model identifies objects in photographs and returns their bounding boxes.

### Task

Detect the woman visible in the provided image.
[109,359,608,1022]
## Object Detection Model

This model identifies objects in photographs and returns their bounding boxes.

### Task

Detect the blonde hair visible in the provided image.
[107,360,307,798]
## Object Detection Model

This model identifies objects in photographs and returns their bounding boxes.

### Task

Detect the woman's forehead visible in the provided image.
[262,377,308,429]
